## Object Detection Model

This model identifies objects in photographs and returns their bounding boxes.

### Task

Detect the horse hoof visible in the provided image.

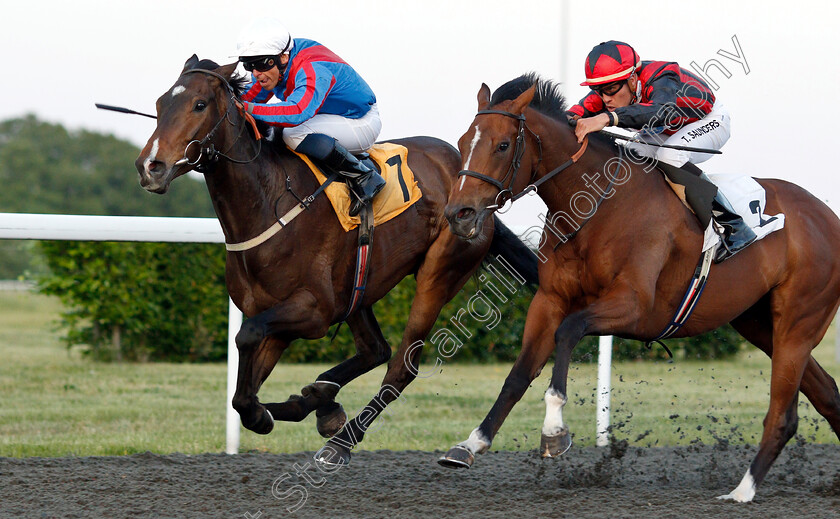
[314,442,351,468]
[540,427,572,458]
[316,402,347,438]
[437,446,474,469]
[249,408,275,435]
[301,381,340,401]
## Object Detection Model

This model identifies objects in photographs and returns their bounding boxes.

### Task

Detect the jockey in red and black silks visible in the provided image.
[568,60,716,137]
[567,40,755,263]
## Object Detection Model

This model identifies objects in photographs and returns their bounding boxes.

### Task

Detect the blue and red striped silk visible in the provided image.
[241,38,376,127]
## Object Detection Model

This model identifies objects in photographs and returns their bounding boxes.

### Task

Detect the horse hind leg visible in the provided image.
[799,357,840,439]
[720,299,835,502]
[302,307,392,438]
[732,304,840,439]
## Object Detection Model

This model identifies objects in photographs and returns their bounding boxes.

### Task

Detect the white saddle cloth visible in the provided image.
[701,174,786,252]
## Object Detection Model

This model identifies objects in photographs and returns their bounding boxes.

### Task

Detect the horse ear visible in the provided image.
[216,62,238,80]
[510,84,537,115]
[182,54,200,73]
[477,83,491,110]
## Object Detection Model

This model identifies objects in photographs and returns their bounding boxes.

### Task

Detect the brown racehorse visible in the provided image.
[134,56,538,465]
[441,73,840,502]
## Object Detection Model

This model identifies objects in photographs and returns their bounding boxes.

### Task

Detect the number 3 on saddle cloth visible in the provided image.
[293,142,423,231]
[653,173,786,343]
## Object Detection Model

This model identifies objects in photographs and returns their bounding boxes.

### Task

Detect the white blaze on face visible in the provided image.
[171,85,186,97]
[717,469,756,502]
[143,138,160,175]
[459,126,482,191]
[542,387,568,436]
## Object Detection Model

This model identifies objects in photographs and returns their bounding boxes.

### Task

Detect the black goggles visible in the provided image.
[593,80,626,97]
[241,56,277,73]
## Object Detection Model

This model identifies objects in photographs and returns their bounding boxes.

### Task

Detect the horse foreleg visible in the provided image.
[231,330,289,434]
[303,307,393,438]
[439,290,561,468]
[315,234,485,466]
[232,296,332,433]
[542,286,650,457]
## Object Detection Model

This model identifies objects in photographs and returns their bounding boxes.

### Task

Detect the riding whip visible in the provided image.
[95,103,157,120]
[568,118,721,155]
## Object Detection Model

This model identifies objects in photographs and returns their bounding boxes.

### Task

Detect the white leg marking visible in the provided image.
[143,138,159,175]
[458,427,491,455]
[171,85,186,97]
[542,388,567,436]
[459,126,482,191]
[717,469,756,502]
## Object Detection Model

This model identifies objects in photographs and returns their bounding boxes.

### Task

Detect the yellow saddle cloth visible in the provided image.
[292,143,423,231]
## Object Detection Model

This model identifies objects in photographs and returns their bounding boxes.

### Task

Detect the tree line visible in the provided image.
[1,115,743,362]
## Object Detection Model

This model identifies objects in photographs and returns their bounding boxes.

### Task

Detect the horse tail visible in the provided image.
[486,216,540,286]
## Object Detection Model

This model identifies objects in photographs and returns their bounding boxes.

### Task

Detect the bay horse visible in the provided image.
[441,73,840,502]
[134,56,538,465]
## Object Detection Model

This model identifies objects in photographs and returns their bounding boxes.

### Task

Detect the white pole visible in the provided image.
[596,335,613,447]
[226,298,242,454]
[0,212,224,243]
[0,213,241,454]
[559,0,570,97]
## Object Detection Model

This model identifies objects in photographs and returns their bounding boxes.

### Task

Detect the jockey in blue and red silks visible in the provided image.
[568,40,755,262]
[237,18,384,217]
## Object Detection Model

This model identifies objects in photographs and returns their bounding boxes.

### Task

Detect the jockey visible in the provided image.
[236,18,385,217]
[568,40,755,263]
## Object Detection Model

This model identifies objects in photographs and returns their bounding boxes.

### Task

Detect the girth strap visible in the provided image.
[341,202,375,320]
[649,245,715,343]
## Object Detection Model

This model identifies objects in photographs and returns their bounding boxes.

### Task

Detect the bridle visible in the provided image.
[457,109,588,211]
[457,110,542,210]
[172,68,262,172]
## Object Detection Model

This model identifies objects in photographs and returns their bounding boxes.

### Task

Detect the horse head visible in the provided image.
[135,55,239,194]
[444,82,539,239]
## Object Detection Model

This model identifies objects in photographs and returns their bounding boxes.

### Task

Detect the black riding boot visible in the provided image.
[656,161,756,263]
[296,133,386,217]
[711,191,757,263]
[656,161,718,229]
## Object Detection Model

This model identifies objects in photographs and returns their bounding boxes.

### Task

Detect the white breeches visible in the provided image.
[626,104,731,167]
[281,103,382,154]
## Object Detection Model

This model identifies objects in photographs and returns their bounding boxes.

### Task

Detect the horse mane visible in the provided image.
[492,72,619,150]
[184,58,253,98]
[490,72,568,121]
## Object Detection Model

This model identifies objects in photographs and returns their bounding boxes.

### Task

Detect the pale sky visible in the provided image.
[2,0,839,228]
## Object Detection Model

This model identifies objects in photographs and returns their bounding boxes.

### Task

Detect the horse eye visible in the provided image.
[497,142,510,152]
[194,101,207,112]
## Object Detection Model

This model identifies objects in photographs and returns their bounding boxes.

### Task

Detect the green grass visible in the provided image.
[1,291,838,457]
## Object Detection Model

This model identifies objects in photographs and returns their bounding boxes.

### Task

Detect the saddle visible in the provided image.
[293,143,423,231]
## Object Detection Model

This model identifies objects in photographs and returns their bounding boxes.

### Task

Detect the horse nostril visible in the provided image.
[148,160,164,173]
[456,207,476,221]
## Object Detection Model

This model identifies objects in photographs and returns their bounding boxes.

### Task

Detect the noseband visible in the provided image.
[172,68,261,172]
[457,109,589,211]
